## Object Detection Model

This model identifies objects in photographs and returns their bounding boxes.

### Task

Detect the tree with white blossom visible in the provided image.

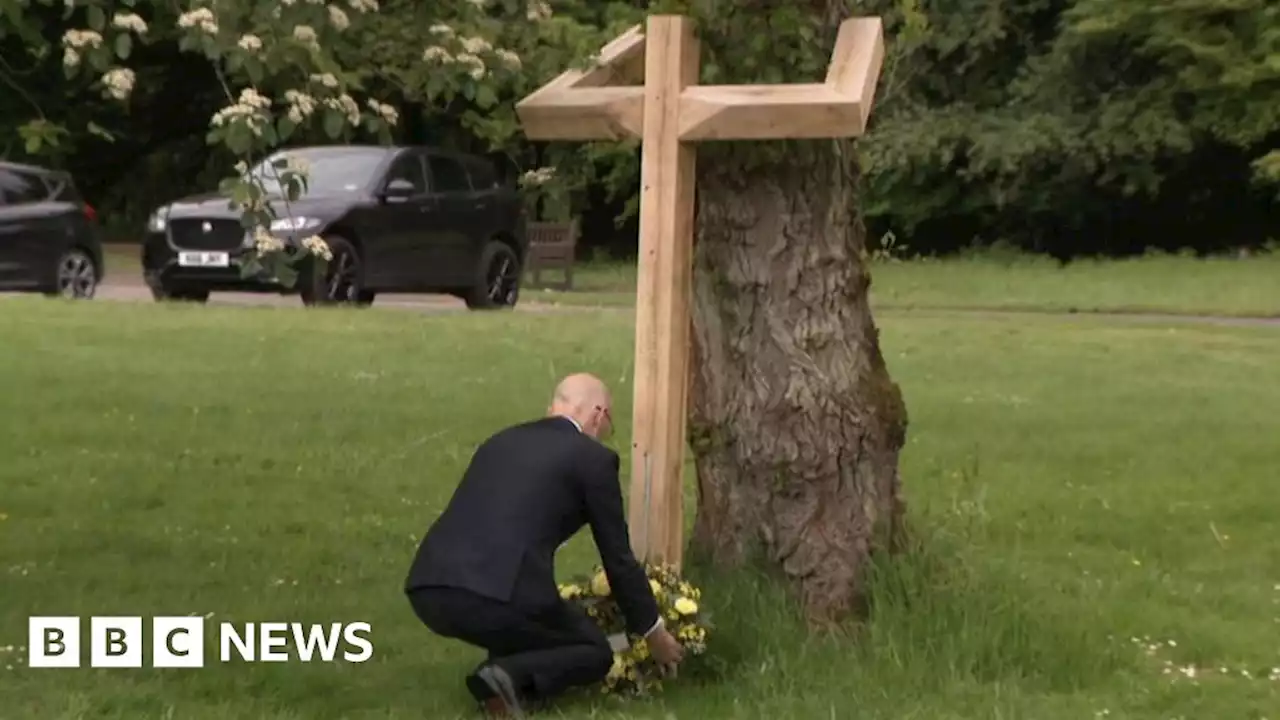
[1,0,609,288]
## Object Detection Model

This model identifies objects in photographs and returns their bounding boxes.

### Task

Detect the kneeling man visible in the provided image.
[404,373,684,717]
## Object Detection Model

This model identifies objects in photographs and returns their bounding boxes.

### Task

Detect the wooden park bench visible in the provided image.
[524,220,579,290]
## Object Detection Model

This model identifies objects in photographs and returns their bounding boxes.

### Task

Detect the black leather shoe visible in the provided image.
[476,665,526,719]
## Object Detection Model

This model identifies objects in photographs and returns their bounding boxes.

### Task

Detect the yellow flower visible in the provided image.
[649,579,663,595]
[606,654,626,680]
[590,571,611,597]
[558,584,582,599]
[674,597,698,615]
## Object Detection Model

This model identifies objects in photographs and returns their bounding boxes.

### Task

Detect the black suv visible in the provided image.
[141,144,529,308]
[0,160,104,299]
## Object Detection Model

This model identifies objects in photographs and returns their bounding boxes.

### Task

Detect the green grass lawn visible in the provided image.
[529,249,1280,317]
[1,299,1276,718]
[101,243,1280,317]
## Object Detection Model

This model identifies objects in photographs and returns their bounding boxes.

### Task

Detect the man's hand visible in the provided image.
[646,625,685,668]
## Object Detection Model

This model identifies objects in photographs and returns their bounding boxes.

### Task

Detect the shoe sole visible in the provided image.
[478,666,526,719]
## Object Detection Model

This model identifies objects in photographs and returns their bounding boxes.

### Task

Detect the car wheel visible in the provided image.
[50,248,98,299]
[465,241,521,310]
[300,235,373,307]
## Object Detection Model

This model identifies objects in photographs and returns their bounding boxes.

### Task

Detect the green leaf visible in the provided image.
[425,74,446,99]
[322,110,345,139]
[224,126,253,155]
[274,263,299,288]
[245,58,264,85]
[277,116,297,142]
[239,258,263,279]
[114,34,131,60]
[475,84,497,109]
[86,5,105,31]
[86,121,114,142]
[23,134,42,154]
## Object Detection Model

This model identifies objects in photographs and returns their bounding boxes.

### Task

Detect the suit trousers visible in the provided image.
[408,586,614,702]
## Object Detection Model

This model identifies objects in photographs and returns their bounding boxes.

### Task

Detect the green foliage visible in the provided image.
[0,0,1274,255]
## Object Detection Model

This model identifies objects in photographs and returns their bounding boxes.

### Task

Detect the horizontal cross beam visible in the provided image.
[515,17,885,142]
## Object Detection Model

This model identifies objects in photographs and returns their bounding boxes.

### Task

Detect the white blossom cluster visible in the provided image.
[423,23,522,80]
[210,88,273,134]
[60,29,102,68]
[100,68,136,100]
[177,8,218,35]
[520,166,556,187]
[111,13,148,35]
[527,0,551,21]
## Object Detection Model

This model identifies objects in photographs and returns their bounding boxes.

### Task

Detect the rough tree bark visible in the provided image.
[688,137,908,624]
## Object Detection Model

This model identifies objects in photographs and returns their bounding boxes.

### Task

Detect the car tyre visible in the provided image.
[300,235,374,307]
[46,247,99,300]
[465,240,521,310]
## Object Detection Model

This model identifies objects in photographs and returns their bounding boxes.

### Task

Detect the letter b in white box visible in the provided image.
[28,617,81,668]
[91,617,143,668]
[152,617,205,668]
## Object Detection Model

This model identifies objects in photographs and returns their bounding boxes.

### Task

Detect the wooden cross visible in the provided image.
[516,14,885,570]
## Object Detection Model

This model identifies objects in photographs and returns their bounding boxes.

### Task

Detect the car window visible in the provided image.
[462,157,499,189]
[382,154,427,194]
[427,155,471,194]
[0,168,48,205]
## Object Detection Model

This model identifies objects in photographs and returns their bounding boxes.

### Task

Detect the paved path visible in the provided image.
[90,278,582,313]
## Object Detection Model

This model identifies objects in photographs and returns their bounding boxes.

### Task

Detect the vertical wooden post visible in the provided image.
[628,15,699,569]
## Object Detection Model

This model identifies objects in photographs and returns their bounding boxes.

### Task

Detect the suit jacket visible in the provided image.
[404,416,660,636]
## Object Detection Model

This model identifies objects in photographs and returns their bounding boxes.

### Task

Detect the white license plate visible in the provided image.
[178,251,230,268]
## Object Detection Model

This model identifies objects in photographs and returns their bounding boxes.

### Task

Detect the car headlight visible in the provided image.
[269,216,322,232]
[146,208,167,232]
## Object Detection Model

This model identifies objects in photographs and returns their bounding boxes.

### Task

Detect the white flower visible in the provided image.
[63,47,79,68]
[519,166,555,187]
[348,0,379,11]
[293,25,319,49]
[327,5,350,30]
[284,90,318,123]
[495,49,521,70]
[429,23,454,36]
[422,46,451,63]
[465,0,487,7]
[526,0,551,21]
[111,13,148,35]
[177,8,218,34]
[61,29,103,49]
[460,36,491,54]
[453,52,486,80]
[366,99,398,126]
[253,227,284,253]
[323,94,361,126]
[311,72,340,88]
[301,236,333,261]
[210,89,272,133]
[237,34,262,52]
[101,67,135,100]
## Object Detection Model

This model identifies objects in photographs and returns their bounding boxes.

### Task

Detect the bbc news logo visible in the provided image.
[27,617,373,668]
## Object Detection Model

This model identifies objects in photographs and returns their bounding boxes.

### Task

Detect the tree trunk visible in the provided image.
[688,138,908,624]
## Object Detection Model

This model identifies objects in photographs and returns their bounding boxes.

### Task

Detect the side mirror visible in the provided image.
[380,178,416,203]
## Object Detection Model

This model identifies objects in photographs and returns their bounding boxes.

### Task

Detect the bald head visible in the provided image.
[548,373,614,440]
